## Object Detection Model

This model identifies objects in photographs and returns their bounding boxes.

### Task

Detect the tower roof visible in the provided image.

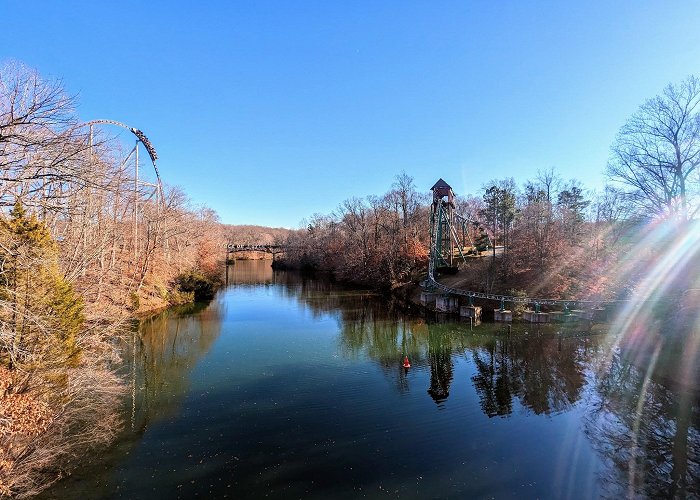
[431,178,452,191]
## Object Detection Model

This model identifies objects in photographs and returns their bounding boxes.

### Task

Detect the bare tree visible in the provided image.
[607,75,700,220]
[0,61,98,212]
[391,171,419,229]
[536,167,561,203]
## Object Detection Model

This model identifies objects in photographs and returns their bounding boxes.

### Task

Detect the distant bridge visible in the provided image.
[226,244,283,253]
[225,244,286,263]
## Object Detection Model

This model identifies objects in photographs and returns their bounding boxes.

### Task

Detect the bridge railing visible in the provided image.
[427,200,620,308]
[226,244,283,252]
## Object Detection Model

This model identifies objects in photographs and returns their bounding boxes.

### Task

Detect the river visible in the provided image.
[41,261,699,499]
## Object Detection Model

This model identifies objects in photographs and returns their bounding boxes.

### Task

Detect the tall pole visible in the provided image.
[134,140,139,268]
[447,201,454,267]
[89,124,94,158]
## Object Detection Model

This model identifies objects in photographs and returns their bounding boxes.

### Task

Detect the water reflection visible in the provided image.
[426,329,454,405]
[586,351,699,498]
[471,335,593,417]
[225,260,274,285]
[41,261,699,499]
[278,270,593,415]
[263,264,699,497]
[39,302,224,499]
[129,301,223,431]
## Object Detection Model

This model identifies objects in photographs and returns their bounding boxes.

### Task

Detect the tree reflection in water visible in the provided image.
[276,269,698,498]
[38,300,226,499]
[471,334,593,417]
[128,300,223,432]
[585,349,699,498]
[225,261,275,285]
[426,329,454,405]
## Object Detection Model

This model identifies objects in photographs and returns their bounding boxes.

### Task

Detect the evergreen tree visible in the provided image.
[557,182,590,244]
[475,229,490,253]
[0,202,83,373]
[481,186,500,260]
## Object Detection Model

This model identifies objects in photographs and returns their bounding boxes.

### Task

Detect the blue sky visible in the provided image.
[3,1,699,227]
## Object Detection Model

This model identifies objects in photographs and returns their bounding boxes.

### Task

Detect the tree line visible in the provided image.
[277,167,630,298]
[279,75,700,301]
[278,172,431,288]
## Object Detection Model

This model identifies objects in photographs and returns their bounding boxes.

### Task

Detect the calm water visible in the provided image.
[42,261,698,499]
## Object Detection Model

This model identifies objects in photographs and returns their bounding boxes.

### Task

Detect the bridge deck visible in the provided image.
[226,244,283,252]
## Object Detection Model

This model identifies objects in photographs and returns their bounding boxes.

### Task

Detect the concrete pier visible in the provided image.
[420,292,436,307]
[549,311,585,323]
[522,310,550,323]
[435,295,459,313]
[460,305,482,320]
[494,309,512,322]
[563,310,584,323]
[590,308,607,322]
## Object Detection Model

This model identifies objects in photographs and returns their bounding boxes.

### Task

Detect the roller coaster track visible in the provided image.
[85,119,162,185]
[426,200,619,308]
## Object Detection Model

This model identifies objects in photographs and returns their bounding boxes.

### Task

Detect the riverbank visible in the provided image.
[0,327,125,498]
[0,266,224,498]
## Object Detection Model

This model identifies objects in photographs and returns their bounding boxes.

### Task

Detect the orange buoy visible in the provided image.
[402,356,411,369]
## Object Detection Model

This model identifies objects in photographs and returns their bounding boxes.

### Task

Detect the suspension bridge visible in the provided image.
[225,180,616,323]
[424,179,615,323]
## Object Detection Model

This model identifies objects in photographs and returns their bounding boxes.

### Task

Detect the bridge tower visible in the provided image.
[430,178,456,270]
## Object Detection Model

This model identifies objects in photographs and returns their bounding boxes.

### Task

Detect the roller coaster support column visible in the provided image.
[134,138,139,265]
